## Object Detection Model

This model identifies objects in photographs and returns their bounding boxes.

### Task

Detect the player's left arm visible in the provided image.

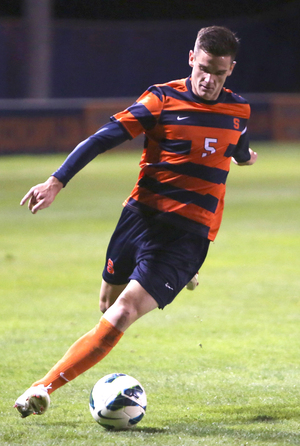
[233,148,257,166]
[232,127,257,166]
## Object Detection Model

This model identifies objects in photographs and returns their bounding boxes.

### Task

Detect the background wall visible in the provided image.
[0,2,300,99]
[0,1,299,152]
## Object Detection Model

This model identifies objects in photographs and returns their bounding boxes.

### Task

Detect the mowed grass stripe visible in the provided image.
[0,143,299,445]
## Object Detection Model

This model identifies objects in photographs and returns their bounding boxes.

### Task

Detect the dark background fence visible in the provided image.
[0,1,300,153]
[0,2,300,99]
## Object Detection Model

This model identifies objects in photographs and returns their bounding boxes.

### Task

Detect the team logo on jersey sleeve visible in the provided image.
[233,118,240,129]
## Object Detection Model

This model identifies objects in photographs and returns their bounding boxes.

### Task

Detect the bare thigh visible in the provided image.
[99,279,127,313]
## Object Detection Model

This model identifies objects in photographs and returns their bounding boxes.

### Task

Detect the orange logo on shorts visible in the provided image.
[107,258,115,274]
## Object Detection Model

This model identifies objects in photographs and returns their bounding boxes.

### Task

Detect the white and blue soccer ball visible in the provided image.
[89,373,147,430]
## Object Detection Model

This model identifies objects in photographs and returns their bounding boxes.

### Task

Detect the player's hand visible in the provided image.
[20,176,63,214]
[232,148,257,166]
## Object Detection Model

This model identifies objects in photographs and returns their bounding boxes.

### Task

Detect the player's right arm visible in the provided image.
[20,175,63,214]
[21,85,162,215]
[20,120,131,214]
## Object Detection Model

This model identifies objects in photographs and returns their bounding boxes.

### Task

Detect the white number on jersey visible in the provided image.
[202,138,217,158]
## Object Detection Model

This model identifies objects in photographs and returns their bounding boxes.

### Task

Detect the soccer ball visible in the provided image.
[89,373,147,430]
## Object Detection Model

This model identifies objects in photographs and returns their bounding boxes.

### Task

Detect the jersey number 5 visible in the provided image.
[202,138,217,158]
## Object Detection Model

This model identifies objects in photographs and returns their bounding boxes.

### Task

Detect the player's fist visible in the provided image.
[232,148,257,166]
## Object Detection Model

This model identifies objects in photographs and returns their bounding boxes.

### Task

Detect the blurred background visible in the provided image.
[0,0,299,153]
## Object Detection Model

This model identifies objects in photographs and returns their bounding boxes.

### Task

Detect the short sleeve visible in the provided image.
[111,86,164,139]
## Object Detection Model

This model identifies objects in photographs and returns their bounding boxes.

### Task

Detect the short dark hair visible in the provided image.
[194,26,240,60]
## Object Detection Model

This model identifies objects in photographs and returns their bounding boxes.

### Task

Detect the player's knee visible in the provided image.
[99,296,111,314]
[112,294,139,326]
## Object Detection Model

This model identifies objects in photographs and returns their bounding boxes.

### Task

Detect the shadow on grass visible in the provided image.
[166,423,300,444]
[136,404,300,442]
[36,404,300,443]
[38,421,166,434]
[160,404,300,443]
[130,427,166,434]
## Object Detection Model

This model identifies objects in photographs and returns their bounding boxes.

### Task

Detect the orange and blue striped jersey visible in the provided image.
[112,77,251,241]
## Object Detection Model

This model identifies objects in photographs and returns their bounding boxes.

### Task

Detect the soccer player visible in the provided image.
[15,25,257,417]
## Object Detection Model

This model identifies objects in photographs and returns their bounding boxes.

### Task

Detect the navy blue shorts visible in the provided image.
[102,207,210,309]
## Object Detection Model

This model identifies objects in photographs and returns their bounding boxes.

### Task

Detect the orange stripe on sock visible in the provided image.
[32,317,123,393]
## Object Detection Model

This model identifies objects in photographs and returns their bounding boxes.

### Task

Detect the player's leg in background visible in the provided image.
[99,279,127,313]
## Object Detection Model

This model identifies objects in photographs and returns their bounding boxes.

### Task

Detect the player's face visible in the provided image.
[189,49,235,101]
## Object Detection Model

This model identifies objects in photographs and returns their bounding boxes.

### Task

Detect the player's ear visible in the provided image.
[228,60,236,76]
[189,50,195,68]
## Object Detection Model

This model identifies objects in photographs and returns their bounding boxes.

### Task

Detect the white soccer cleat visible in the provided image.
[14,384,51,418]
[186,272,199,291]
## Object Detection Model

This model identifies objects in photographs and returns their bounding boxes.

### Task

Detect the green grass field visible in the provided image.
[0,143,299,445]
